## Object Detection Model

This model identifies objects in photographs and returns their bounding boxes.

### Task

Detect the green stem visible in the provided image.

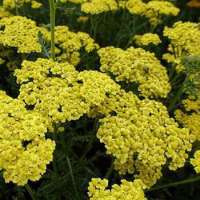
[25,184,36,200]
[66,156,80,200]
[148,175,200,192]
[168,81,185,112]
[48,0,56,61]
[15,0,19,15]
[105,159,114,179]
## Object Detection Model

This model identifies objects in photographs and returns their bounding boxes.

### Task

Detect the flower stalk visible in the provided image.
[48,0,56,61]
[148,175,200,192]
[25,184,36,200]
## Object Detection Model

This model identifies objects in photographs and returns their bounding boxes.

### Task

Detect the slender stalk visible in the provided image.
[66,156,80,200]
[48,0,56,61]
[148,176,200,192]
[105,160,114,179]
[168,83,185,112]
[15,0,19,15]
[25,184,36,200]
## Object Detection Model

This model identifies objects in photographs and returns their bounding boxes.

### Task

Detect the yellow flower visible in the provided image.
[126,0,179,26]
[134,33,161,46]
[0,16,41,53]
[191,150,200,173]
[163,21,200,72]
[31,0,42,9]
[0,91,55,185]
[145,1,180,26]
[94,90,191,187]
[98,46,171,98]
[126,0,147,15]
[88,178,147,200]
[3,0,43,10]
[41,26,99,66]
[175,98,200,142]
[81,0,118,14]
[15,58,120,124]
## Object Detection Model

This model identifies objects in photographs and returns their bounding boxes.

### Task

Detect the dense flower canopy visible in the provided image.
[0,0,199,199]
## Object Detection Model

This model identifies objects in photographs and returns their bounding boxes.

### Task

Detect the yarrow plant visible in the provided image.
[0,0,199,200]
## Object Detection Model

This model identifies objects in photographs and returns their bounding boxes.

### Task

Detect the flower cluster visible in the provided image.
[0,1,198,199]
[191,150,200,173]
[176,98,200,142]
[81,0,119,14]
[88,178,147,200]
[3,0,42,10]
[61,0,179,26]
[134,33,161,46]
[41,25,99,66]
[15,58,120,125]
[0,16,99,70]
[96,90,191,186]
[98,46,171,98]
[0,91,55,185]
[127,0,179,26]
[0,16,41,53]
[163,21,200,71]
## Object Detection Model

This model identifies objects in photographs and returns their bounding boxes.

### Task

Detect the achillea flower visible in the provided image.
[0,16,41,53]
[15,58,120,124]
[163,21,200,72]
[42,26,99,66]
[88,178,147,200]
[98,46,170,98]
[176,98,200,142]
[92,90,191,187]
[81,0,118,14]
[126,0,147,15]
[144,1,180,26]
[3,0,42,10]
[191,150,200,173]
[0,91,55,185]
[61,0,179,26]
[126,0,179,26]
[134,33,161,46]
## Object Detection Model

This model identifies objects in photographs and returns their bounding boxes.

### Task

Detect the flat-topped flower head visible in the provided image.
[163,21,200,72]
[0,91,55,185]
[88,178,147,200]
[0,16,41,53]
[3,0,43,10]
[96,90,191,186]
[81,0,118,14]
[176,98,200,142]
[15,58,120,124]
[98,46,171,98]
[42,26,99,66]
[126,0,179,26]
[191,150,200,174]
[61,0,179,26]
[134,33,161,46]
